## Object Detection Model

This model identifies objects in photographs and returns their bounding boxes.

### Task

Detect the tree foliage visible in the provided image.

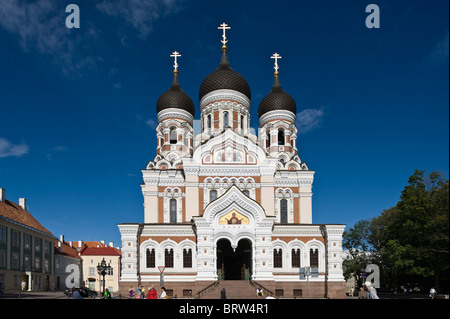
[343,170,449,292]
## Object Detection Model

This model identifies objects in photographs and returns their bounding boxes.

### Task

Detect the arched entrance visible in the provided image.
[216,238,252,280]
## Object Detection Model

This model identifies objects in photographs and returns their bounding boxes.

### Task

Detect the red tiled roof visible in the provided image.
[0,199,54,237]
[54,241,82,259]
[80,246,121,256]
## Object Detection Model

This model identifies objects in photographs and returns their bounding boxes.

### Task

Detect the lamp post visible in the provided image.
[97,258,112,297]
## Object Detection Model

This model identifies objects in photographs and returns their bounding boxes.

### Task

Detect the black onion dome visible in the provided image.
[199,49,251,102]
[157,71,195,116]
[258,75,296,118]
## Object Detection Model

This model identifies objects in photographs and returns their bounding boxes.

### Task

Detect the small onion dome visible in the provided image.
[156,70,195,116]
[258,73,296,118]
[199,47,251,103]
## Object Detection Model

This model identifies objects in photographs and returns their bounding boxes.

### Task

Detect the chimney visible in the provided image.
[19,198,27,210]
[109,241,114,247]
[78,240,83,248]
[60,235,65,243]
[0,188,5,202]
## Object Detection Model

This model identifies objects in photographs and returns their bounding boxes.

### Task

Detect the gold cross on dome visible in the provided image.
[218,22,231,44]
[170,51,181,71]
[271,53,282,72]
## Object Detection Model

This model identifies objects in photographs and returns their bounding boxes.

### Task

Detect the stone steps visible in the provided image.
[199,280,262,299]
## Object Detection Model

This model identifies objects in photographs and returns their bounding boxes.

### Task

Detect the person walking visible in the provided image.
[430,287,437,299]
[147,285,157,299]
[221,288,227,299]
[160,287,168,299]
[358,287,366,299]
[364,281,379,299]
[103,288,111,299]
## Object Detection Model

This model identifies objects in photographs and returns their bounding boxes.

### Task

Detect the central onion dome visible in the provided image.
[156,70,195,116]
[258,72,296,118]
[199,47,251,103]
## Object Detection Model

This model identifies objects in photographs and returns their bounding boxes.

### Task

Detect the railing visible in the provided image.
[195,280,220,299]
[250,280,274,297]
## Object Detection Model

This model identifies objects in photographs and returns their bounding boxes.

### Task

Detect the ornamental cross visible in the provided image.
[271,53,282,72]
[218,22,231,44]
[170,51,181,71]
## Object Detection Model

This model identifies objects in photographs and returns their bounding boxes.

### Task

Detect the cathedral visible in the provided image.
[118,23,346,299]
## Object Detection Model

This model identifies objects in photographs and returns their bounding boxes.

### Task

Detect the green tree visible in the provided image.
[344,170,449,293]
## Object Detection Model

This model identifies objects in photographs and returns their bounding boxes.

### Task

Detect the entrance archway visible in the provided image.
[216,239,252,280]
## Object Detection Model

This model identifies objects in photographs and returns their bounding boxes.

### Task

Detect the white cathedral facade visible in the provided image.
[118,24,346,298]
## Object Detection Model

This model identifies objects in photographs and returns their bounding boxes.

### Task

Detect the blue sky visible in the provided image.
[0,0,448,247]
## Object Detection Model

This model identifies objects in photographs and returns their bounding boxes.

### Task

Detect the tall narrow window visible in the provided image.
[169,199,177,223]
[292,249,301,268]
[165,248,174,268]
[207,114,212,132]
[170,127,177,144]
[146,248,155,268]
[223,111,229,129]
[183,249,192,268]
[274,249,283,268]
[310,249,319,268]
[240,115,244,131]
[280,199,288,224]
[209,190,218,202]
[278,128,285,145]
[266,130,271,148]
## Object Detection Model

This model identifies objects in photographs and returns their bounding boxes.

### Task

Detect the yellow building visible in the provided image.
[79,244,121,295]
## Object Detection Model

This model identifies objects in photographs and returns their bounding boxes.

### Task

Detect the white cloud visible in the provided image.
[422,32,449,69]
[0,0,99,76]
[96,0,184,38]
[0,138,29,158]
[295,108,325,134]
[146,118,158,129]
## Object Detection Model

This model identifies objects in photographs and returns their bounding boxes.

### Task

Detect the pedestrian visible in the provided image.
[256,287,263,298]
[141,285,146,299]
[73,289,83,299]
[221,288,227,299]
[129,286,135,299]
[103,288,111,299]
[430,287,437,299]
[160,287,168,299]
[364,281,379,299]
[137,285,143,299]
[147,285,157,299]
[21,280,26,291]
[358,287,366,299]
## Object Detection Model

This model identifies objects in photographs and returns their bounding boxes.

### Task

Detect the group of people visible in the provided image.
[129,285,167,299]
[358,281,379,299]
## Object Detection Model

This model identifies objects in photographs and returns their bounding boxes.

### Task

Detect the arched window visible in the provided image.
[223,111,229,129]
[169,199,177,223]
[169,127,177,144]
[183,248,192,268]
[209,189,218,202]
[280,199,288,224]
[146,248,155,268]
[274,249,283,268]
[278,128,285,145]
[266,130,271,148]
[291,249,301,268]
[165,248,174,268]
[310,248,319,268]
[240,115,244,131]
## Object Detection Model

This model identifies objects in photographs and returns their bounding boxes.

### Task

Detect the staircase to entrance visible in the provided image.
[197,280,273,299]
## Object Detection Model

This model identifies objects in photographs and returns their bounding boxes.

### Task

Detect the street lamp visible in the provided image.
[97,258,112,297]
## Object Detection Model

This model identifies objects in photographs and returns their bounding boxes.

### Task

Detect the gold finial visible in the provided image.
[271,53,282,76]
[170,51,181,73]
[218,22,231,48]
